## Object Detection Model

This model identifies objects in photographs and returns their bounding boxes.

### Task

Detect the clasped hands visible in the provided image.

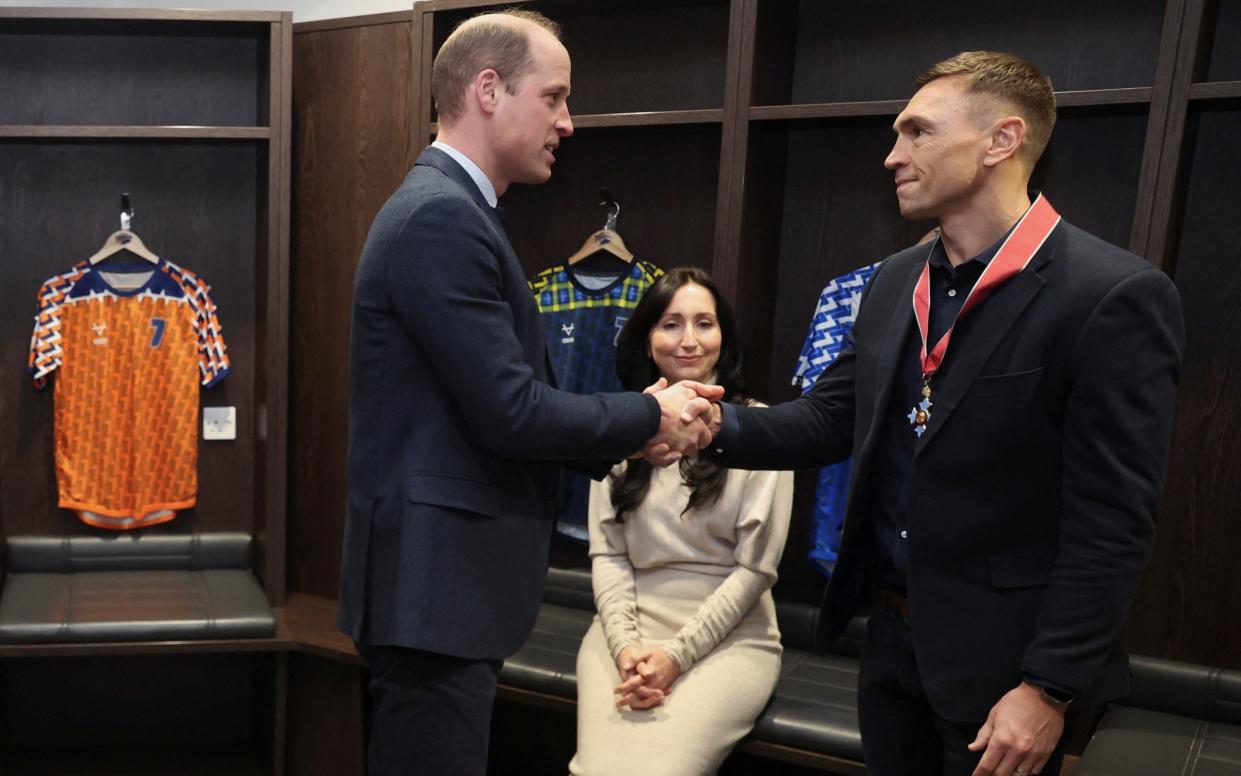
[638,378,723,466]
[613,646,681,710]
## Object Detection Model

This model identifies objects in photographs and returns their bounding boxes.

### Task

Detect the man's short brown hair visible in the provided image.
[917,51,1057,165]
[432,10,561,124]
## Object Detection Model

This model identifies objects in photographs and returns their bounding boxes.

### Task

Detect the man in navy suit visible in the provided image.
[339,10,718,775]
[702,52,1184,776]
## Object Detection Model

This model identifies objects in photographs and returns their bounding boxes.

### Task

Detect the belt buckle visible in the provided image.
[885,591,911,626]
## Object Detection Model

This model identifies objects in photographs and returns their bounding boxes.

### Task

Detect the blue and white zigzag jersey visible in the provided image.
[792,261,881,577]
[530,260,664,539]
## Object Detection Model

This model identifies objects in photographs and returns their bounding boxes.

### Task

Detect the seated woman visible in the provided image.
[569,267,794,776]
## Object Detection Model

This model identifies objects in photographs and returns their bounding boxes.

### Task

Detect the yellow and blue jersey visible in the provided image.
[28,259,230,530]
[793,261,880,576]
[530,260,663,539]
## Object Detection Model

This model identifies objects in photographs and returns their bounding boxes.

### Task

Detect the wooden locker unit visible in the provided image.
[0,8,291,774]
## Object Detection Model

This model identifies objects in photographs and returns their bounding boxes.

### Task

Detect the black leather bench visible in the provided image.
[499,566,866,773]
[0,533,275,643]
[1074,654,1241,775]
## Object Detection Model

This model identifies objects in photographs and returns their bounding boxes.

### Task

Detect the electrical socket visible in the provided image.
[203,406,237,440]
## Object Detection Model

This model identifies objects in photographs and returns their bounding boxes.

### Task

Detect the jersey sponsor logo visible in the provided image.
[91,321,108,346]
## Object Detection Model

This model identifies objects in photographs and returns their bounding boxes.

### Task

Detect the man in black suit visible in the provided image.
[338,11,718,775]
[703,52,1184,776]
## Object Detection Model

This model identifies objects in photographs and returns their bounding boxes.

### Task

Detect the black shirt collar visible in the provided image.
[927,227,1010,274]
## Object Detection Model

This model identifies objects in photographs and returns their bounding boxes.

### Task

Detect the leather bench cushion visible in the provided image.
[6,533,254,572]
[0,568,275,643]
[499,598,864,763]
[500,602,593,698]
[1073,705,1241,775]
[752,649,864,762]
[542,566,595,612]
[1126,654,1241,724]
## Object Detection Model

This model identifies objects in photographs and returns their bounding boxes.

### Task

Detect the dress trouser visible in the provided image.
[358,643,502,776]
[858,605,1070,776]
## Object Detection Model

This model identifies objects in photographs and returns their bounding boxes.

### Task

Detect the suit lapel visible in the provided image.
[851,254,923,467]
[913,226,1064,454]
[869,257,923,437]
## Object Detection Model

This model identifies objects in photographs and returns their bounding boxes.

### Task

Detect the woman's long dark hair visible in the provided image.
[610,267,748,521]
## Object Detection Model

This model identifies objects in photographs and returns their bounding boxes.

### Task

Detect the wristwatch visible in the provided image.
[1027,679,1075,705]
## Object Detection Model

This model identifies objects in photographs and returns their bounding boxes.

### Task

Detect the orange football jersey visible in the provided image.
[28,260,230,529]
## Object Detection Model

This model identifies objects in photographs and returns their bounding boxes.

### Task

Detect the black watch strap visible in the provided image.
[1032,681,1075,705]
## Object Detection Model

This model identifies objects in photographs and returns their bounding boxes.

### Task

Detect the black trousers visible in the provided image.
[358,643,503,776]
[858,606,1069,776]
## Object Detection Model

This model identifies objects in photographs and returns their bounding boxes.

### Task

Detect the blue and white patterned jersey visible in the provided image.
[530,260,664,540]
[792,262,881,577]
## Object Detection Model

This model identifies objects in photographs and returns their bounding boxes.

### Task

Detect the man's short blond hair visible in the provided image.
[432,9,561,124]
[917,51,1057,164]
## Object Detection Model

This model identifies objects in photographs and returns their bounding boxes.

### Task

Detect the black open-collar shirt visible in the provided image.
[869,231,1007,595]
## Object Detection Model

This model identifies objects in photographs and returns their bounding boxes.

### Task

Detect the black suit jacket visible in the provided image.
[339,147,659,660]
[712,221,1184,720]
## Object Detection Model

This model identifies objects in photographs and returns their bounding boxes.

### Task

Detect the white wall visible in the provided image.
[0,0,412,24]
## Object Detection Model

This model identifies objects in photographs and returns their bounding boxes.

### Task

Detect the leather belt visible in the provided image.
[883,590,911,625]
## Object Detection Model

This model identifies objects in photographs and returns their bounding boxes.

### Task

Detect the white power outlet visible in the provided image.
[203,406,237,440]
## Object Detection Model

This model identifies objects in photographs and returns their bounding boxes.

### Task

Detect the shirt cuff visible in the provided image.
[705,402,740,460]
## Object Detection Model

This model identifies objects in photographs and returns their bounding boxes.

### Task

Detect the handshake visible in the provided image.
[639,379,724,467]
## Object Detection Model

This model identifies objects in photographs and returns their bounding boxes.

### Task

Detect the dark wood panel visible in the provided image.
[2,654,265,750]
[502,125,721,278]
[1204,0,1241,82]
[774,0,1165,103]
[1129,104,1241,668]
[5,750,266,776]
[0,141,261,558]
[1031,107,1150,249]
[0,19,267,126]
[289,20,414,599]
[286,654,366,776]
[429,1,730,116]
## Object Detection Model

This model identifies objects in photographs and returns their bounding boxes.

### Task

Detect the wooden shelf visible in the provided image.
[278,592,364,665]
[1189,81,1241,100]
[749,88,1154,122]
[750,100,907,121]
[0,125,271,140]
[0,7,282,22]
[572,109,724,128]
[427,108,724,136]
[1055,87,1154,106]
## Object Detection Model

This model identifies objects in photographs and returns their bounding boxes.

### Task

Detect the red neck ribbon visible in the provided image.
[912,194,1061,380]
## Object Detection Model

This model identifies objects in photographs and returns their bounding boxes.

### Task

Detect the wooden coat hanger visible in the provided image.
[567,228,633,265]
[567,195,634,265]
[89,193,159,265]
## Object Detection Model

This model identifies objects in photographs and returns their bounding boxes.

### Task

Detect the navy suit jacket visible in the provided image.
[712,221,1184,720]
[339,146,659,660]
